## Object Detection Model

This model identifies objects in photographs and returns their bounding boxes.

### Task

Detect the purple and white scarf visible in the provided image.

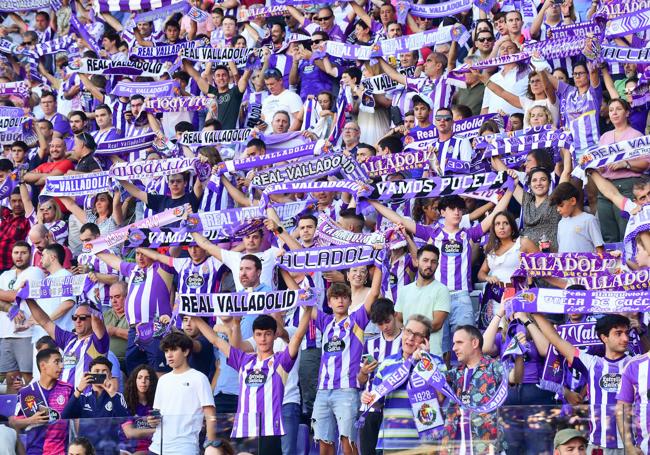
[278,244,385,272]
[0,0,49,11]
[505,287,650,315]
[72,58,168,77]
[94,0,184,13]
[131,40,204,59]
[17,274,94,300]
[251,153,365,188]
[573,134,650,180]
[323,41,373,61]
[365,171,513,202]
[96,133,156,156]
[32,36,76,57]
[262,179,372,207]
[187,6,209,22]
[547,20,605,40]
[372,25,469,58]
[361,149,436,178]
[216,140,325,174]
[624,204,650,261]
[405,114,500,152]
[41,171,114,198]
[111,80,179,98]
[540,322,601,394]
[605,7,650,38]
[407,0,472,18]
[523,36,593,61]
[0,173,18,199]
[84,206,189,254]
[126,221,263,247]
[178,288,318,317]
[478,127,573,157]
[180,128,254,146]
[315,214,385,247]
[180,47,259,66]
[600,45,650,63]
[0,81,29,100]
[571,267,650,291]
[110,157,202,181]
[515,252,622,278]
[134,0,190,22]
[69,14,101,56]
[361,66,416,94]
[239,5,286,20]
[144,96,214,113]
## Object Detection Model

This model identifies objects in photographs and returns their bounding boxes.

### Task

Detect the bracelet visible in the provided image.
[494,314,502,320]
[523,320,533,328]
[76,387,83,394]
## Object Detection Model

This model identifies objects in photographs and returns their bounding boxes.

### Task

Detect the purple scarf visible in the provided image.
[94,0,185,13]
[408,0,472,17]
[315,214,385,247]
[96,133,156,156]
[110,157,202,181]
[127,222,263,247]
[515,252,622,278]
[131,40,204,59]
[144,96,215,113]
[72,58,167,77]
[217,140,325,174]
[180,128,254,146]
[570,268,650,290]
[605,7,650,38]
[548,20,604,40]
[239,5,286,20]
[365,171,513,202]
[573,134,650,180]
[0,172,18,199]
[361,149,435,178]
[178,288,319,316]
[41,171,114,197]
[134,0,190,21]
[505,288,650,315]
[0,0,49,11]
[17,274,94,300]
[372,25,469,58]
[478,128,572,157]
[180,47,259,66]
[278,244,386,272]
[111,80,179,98]
[262,179,372,207]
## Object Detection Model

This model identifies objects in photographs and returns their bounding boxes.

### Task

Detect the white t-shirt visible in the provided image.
[261,89,303,132]
[0,267,44,340]
[31,268,75,343]
[150,368,214,455]
[0,424,17,455]
[246,336,300,406]
[482,68,529,116]
[221,248,280,291]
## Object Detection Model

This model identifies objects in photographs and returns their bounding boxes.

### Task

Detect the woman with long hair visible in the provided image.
[59,190,123,236]
[19,185,68,244]
[479,211,539,286]
[121,365,158,455]
[346,266,382,335]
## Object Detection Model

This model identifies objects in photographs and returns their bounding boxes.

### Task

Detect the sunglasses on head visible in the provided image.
[72,315,90,321]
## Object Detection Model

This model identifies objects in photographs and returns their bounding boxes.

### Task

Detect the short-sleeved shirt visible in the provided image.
[103,309,129,360]
[75,153,102,173]
[54,325,110,388]
[482,68,529,116]
[220,248,280,291]
[147,192,200,214]
[207,85,245,130]
[557,212,604,253]
[395,280,450,357]
[315,306,369,390]
[556,80,602,151]
[616,353,650,449]
[227,346,296,437]
[261,89,304,128]
[120,262,174,325]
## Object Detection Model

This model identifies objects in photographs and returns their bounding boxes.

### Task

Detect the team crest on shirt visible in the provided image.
[245,369,268,387]
[599,373,622,392]
[344,322,350,330]
[128,229,145,248]
[24,395,37,413]
[172,206,185,217]
[105,401,113,412]
[324,336,345,353]
[132,269,146,284]
[202,264,209,273]
[55,394,65,406]
[186,273,205,288]
[442,240,463,255]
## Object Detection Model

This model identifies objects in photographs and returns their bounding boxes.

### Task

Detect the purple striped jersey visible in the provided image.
[540,22,574,77]
[387,254,416,303]
[172,256,223,294]
[285,275,320,350]
[27,213,68,245]
[617,353,650,451]
[557,80,602,152]
[405,73,465,115]
[574,350,631,448]
[143,177,170,219]
[103,95,129,135]
[54,326,109,389]
[415,223,484,292]
[120,262,174,325]
[315,306,369,390]
[123,121,153,162]
[431,136,473,175]
[360,330,403,412]
[387,86,417,118]
[92,127,122,143]
[227,346,296,437]
[77,252,118,307]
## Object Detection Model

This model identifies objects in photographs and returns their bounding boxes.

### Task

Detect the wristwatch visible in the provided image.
[523,320,533,328]
[203,440,223,449]
[625,161,631,169]
[275,225,284,235]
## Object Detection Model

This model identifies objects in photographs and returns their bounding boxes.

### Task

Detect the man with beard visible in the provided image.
[0,241,45,388]
[66,111,87,150]
[394,244,450,357]
[23,138,74,188]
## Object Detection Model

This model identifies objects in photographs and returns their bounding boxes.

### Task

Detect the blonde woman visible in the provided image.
[20,184,68,244]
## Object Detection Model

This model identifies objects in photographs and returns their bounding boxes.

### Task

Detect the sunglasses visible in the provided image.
[315,15,332,21]
[72,315,90,321]
[435,115,453,121]
[311,39,323,45]
[476,37,494,43]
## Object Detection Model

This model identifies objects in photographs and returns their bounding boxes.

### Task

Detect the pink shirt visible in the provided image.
[599,126,646,180]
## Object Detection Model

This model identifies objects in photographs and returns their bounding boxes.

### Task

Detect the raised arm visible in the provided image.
[119,180,148,204]
[558,147,573,184]
[192,316,230,357]
[237,68,253,94]
[220,174,253,207]
[78,74,106,103]
[286,5,306,26]
[478,71,522,108]
[480,189,513,233]
[96,252,123,271]
[377,58,407,86]
[19,183,34,218]
[24,298,56,339]
[58,196,87,223]
[601,64,620,100]
[368,200,416,233]
[136,248,173,266]
[482,307,505,356]
[182,60,211,95]
[190,231,223,262]
[288,304,311,358]
[265,208,302,250]
[529,313,575,364]
[363,266,382,315]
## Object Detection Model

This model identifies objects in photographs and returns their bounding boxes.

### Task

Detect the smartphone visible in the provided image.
[149,408,161,418]
[88,373,107,384]
[363,354,375,364]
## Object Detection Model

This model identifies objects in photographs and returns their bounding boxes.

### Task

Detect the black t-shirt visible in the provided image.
[207,85,244,130]
[147,192,200,214]
[76,154,102,173]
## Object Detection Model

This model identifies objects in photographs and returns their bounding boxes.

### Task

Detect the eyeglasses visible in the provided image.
[23,41,33,45]
[435,115,453,121]
[573,71,587,77]
[476,37,494,43]
[404,327,426,340]
[315,15,332,21]
[72,315,90,321]
[311,39,323,45]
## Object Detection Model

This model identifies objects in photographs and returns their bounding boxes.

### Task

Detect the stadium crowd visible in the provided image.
[0,0,649,454]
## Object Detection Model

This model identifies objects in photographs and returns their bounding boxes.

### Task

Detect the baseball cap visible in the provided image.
[412,94,434,111]
[553,429,588,449]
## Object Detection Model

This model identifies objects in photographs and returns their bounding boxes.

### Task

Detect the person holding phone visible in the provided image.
[61,356,128,419]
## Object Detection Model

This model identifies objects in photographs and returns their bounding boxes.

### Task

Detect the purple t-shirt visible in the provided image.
[120,261,174,325]
[55,325,110,389]
[616,353,650,448]
[495,332,543,384]
[298,60,333,100]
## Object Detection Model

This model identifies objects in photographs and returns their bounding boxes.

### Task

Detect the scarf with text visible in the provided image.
[180,128,254,146]
[96,133,157,156]
[94,0,184,13]
[71,58,168,77]
[278,244,386,272]
[41,171,114,198]
[110,157,202,181]
[130,40,205,59]
[216,140,326,174]
[111,80,179,98]
[144,96,215,113]
[315,213,386,247]
[17,274,94,300]
[134,0,190,21]
[573,134,650,180]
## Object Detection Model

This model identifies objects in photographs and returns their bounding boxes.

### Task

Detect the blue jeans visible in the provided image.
[312,388,360,444]
[281,402,301,455]
[442,291,476,353]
